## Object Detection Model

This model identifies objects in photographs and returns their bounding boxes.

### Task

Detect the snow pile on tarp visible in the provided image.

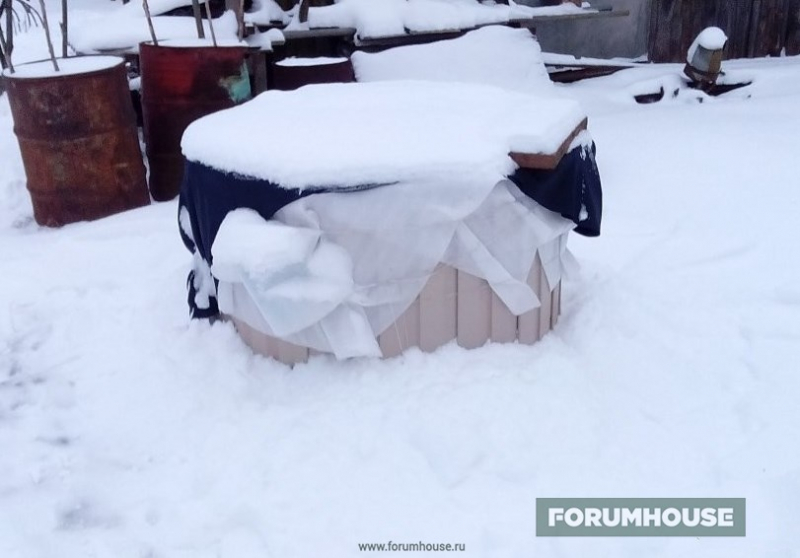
[352,26,553,94]
[181,80,585,190]
[304,0,586,39]
[70,9,241,53]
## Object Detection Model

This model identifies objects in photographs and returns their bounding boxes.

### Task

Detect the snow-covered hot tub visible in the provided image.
[178,80,601,364]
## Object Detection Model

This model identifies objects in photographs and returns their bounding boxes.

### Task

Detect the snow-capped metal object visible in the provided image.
[684,27,728,90]
[3,57,149,226]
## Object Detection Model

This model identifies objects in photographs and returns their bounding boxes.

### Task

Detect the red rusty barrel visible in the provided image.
[139,42,252,201]
[3,56,149,227]
[271,57,355,91]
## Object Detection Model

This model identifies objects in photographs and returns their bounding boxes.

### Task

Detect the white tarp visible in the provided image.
[213,179,576,359]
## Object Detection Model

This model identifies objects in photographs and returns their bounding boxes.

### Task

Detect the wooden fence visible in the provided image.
[649,0,800,62]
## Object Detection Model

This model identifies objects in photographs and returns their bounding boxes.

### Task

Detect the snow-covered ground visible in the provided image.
[2,5,800,557]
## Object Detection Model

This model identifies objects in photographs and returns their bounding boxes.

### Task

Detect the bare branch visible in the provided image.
[37,0,59,71]
[141,0,158,46]
[203,0,216,47]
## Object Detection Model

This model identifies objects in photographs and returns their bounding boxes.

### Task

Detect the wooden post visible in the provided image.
[192,0,205,39]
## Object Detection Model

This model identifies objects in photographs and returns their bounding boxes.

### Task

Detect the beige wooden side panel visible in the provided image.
[419,265,457,352]
[457,270,492,350]
[230,239,565,363]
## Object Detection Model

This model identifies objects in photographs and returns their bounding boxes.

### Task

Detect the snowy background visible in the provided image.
[2,1,800,557]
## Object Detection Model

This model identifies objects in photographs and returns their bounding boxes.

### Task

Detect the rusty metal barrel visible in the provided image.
[139,42,252,201]
[271,57,355,91]
[3,56,149,227]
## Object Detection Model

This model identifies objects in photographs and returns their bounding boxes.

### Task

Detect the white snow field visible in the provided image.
[2,8,800,558]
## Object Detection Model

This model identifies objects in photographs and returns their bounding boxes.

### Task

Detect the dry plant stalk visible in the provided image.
[0,24,14,73]
[236,0,244,41]
[141,0,159,46]
[60,0,67,58]
[203,0,217,47]
[37,0,59,71]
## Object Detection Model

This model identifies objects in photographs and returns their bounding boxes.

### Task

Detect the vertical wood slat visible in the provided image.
[518,253,543,345]
[538,262,553,338]
[491,292,517,343]
[748,0,789,58]
[378,297,420,358]
[787,0,800,55]
[456,270,492,350]
[419,265,457,352]
[550,282,562,330]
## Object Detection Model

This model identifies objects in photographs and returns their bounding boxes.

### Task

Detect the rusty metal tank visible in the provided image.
[3,56,149,227]
[139,42,252,201]
[271,56,354,91]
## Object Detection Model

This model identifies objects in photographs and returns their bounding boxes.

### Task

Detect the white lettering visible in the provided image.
[622,508,642,527]
[682,508,701,527]
[662,508,681,527]
[548,508,565,527]
[700,508,717,527]
[602,507,621,527]
[718,508,734,527]
[585,508,602,527]
[642,508,661,527]
[565,508,584,527]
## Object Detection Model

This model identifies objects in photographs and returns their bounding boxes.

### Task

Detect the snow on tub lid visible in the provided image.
[181,81,586,191]
[2,56,123,79]
[275,57,350,67]
[154,38,249,49]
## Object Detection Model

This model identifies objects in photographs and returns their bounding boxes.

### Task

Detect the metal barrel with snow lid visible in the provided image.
[2,56,149,227]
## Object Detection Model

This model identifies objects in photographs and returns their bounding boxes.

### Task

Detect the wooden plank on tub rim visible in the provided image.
[509,118,588,171]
